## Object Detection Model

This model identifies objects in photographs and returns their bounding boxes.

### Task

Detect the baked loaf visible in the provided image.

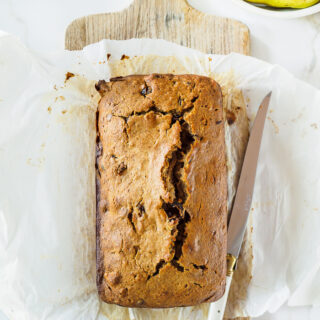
[96,74,227,308]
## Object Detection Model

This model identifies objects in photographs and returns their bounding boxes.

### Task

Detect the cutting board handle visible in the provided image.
[130,0,190,10]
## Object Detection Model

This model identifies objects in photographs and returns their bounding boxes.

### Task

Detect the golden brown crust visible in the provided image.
[96,74,227,308]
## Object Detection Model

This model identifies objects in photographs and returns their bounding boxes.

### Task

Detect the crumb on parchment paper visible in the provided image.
[267,116,279,134]
[65,72,75,82]
[311,123,318,129]
[54,96,65,102]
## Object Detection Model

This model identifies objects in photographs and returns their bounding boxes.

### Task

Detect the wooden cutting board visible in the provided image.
[65,1,250,319]
[65,0,250,55]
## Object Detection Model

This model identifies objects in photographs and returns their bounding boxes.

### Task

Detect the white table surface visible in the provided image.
[0,0,319,319]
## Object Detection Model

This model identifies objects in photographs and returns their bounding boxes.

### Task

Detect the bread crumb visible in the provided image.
[267,116,279,134]
[65,72,75,81]
[226,110,236,125]
[55,96,65,102]
[47,106,52,113]
[121,54,130,60]
[291,112,303,122]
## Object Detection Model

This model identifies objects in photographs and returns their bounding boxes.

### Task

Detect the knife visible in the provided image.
[208,92,272,320]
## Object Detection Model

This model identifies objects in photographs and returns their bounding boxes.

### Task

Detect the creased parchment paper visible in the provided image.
[1,34,320,320]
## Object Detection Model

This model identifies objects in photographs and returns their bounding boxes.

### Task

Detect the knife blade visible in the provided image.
[227,91,272,258]
[209,92,271,320]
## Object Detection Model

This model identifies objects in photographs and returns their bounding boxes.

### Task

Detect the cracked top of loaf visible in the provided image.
[96,74,227,308]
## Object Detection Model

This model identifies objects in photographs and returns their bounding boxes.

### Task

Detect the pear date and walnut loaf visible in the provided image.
[95,74,227,308]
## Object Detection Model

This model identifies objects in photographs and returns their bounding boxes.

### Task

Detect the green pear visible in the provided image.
[246,0,319,8]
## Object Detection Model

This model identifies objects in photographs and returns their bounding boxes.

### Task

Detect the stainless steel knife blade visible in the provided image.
[227,92,272,258]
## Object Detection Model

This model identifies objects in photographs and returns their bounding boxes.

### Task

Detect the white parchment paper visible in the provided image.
[1,33,320,320]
